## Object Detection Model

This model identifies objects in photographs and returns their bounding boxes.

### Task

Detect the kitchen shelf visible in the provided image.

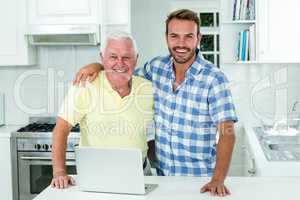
[223,60,258,64]
[220,0,257,64]
[222,20,256,24]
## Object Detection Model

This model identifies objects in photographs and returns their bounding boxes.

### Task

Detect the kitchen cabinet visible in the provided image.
[257,0,300,63]
[26,0,131,47]
[0,137,13,200]
[27,0,131,30]
[104,0,131,32]
[0,0,35,66]
[105,0,130,26]
[27,0,102,25]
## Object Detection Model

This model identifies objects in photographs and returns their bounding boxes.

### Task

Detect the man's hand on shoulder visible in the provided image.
[73,63,102,86]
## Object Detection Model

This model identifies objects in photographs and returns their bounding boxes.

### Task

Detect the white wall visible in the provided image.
[0,46,99,125]
[131,0,170,67]
[223,64,300,127]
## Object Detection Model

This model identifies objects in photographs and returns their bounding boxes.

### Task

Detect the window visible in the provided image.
[199,11,220,67]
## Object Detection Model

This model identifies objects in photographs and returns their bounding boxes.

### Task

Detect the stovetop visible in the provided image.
[14,117,80,151]
[17,123,80,133]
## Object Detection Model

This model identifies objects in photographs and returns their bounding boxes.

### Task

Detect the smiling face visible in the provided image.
[101,37,138,88]
[166,19,200,64]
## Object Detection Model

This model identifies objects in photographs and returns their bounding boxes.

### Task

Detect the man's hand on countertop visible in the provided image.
[51,171,75,189]
[200,179,230,197]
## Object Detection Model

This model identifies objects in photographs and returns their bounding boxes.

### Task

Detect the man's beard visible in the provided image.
[168,46,196,64]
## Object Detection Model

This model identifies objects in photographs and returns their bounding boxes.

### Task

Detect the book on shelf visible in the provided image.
[241,30,248,61]
[249,24,256,61]
[232,0,255,21]
[236,25,255,62]
[248,0,255,20]
[237,31,241,60]
[233,0,237,20]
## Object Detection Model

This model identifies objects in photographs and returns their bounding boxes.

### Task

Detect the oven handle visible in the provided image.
[20,156,75,161]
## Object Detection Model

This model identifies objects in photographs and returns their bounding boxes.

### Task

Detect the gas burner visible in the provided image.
[17,123,80,132]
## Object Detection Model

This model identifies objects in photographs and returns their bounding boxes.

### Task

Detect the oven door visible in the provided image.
[18,151,76,200]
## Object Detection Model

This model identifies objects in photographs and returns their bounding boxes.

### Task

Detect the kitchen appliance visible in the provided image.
[75,147,158,195]
[25,24,101,46]
[0,93,5,126]
[12,117,80,200]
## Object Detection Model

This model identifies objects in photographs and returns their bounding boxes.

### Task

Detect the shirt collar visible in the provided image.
[167,48,206,78]
[102,72,134,96]
[102,72,115,93]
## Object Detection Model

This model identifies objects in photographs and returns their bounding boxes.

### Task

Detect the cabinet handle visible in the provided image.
[248,169,256,175]
[248,158,256,175]
[242,145,256,176]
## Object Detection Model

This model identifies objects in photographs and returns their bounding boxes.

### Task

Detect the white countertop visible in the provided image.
[244,125,300,176]
[34,176,300,200]
[0,125,23,138]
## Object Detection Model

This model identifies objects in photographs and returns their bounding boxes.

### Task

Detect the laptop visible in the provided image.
[74,146,158,195]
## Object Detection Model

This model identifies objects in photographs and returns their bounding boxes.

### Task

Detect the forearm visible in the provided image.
[212,122,235,182]
[52,121,71,176]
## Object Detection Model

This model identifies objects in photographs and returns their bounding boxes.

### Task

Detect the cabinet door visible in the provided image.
[0,0,35,66]
[0,138,13,200]
[105,0,130,25]
[257,0,300,63]
[102,0,131,33]
[27,0,101,24]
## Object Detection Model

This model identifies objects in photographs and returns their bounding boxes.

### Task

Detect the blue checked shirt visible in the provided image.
[135,49,238,176]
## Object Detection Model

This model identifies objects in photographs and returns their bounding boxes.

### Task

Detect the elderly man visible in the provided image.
[73,9,238,197]
[51,31,154,189]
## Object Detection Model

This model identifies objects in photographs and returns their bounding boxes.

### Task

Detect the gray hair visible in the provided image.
[101,31,138,57]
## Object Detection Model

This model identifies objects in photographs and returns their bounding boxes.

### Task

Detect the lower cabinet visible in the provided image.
[0,137,14,200]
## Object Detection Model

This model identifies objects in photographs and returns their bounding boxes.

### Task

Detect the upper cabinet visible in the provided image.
[105,0,130,25]
[0,0,35,66]
[27,0,102,25]
[0,0,131,66]
[27,0,131,46]
[257,0,300,63]
[27,0,130,31]
[104,0,131,32]
[220,0,300,64]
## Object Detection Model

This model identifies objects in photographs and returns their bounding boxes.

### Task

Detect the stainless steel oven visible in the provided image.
[13,117,80,200]
[18,151,76,200]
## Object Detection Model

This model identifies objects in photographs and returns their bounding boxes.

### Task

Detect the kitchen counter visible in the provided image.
[34,176,300,200]
[244,125,300,176]
[0,125,23,138]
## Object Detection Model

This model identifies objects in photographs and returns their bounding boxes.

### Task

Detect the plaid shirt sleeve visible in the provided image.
[134,61,153,81]
[208,72,238,125]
